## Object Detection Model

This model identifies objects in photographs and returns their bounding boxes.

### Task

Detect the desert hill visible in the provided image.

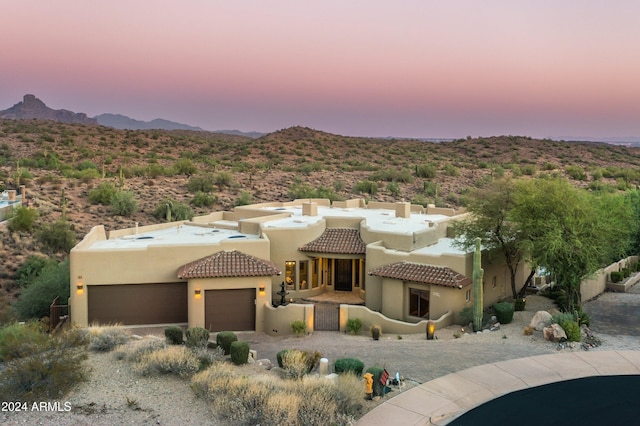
[0,94,97,125]
[1,119,640,313]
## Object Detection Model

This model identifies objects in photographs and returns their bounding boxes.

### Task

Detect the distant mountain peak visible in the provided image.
[0,94,98,125]
[95,113,204,131]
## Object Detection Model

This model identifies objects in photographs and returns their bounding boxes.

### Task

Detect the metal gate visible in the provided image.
[314,302,340,331]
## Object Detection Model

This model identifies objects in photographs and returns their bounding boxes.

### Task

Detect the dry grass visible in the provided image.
[133,345,200,378]
[85,323,131,352]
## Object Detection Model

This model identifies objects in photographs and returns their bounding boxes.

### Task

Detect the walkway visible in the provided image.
[357,350,640,425]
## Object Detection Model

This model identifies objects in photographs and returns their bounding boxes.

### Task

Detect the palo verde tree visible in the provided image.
[511,177,633,312]
[452,178,531,299]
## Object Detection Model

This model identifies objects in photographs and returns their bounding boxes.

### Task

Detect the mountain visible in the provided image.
[0,94,97,125]
[95,113,204,131]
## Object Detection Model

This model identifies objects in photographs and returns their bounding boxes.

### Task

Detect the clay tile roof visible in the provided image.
[299,228,366,255]
[368,262,472,289]
[177,250,281,279]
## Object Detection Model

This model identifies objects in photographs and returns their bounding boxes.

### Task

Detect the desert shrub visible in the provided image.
[111,190,138,216]
[213,172,234,187]
[88,182,117,204]
[565,165,587,181]
[365,366,385,396]
[354,180,378,196]
[416,163,437,179]
[7,205,39,233]
[115,337,166,362]
[386,181,401,196]
[36,220,75,255]
[334,358,365,376]
[514,297,526,311]
[0,321,49,362]
[230,340,250,365]
[561,320,581,342]
[281,349,310,379]
[622,267,631,278]
[290,320,306,336]
[458,306,474,325]
[152,199,194,222]
[174,158,197,175]
[216,331,237,354]
[574,307,591,327]
[610,271,623,283]
[15,255,54,288]
[185,327,210,349]
[133,345,199,377]
[493,302,515,324]
[0,323,88,402]
[190,191,216,208]
[87,324,131,352]
[164,325,183,345]
[234,190,252,206]
[443,164,460,176]
[187,174,216,193]
[13,259,69,320]
[345,318,363,335]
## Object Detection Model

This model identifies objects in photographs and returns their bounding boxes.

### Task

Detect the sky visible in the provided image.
[2,1,640,139]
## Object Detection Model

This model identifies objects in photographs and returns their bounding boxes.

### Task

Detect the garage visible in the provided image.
[205,288,256,332]
[88,283,188,325]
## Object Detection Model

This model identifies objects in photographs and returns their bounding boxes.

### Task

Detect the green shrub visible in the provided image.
[493,302,515,324]
[370,324,382,340]
[416,164,437,179]
[185,327,210,349]
[230,341,250,365]
[514,298,526,312]
[152,199,194,222]
[561,320,581,342]
[88,182,117,204]
[334,358,364,376]
[610,271,623,283]
[0,321,49,362]
[191,191,216,208]
[187,174,215,193]
[345,318,363,335]
[574,306,591,327]
[87,325,131,352]
[216,331,237,355]
[36,220,76,255]
[164,326,183,345]
[15,255,53,288]
[0,324,88,402]
[365,366,385,396]
[458,307,473,325]
[13,259,70,320]
[174,158,197,175]
[7,205,39,233]
[290,320,306,337]
[234,190,253,206]
[354,180,378,196]
[111,190,138,216]
[622,267,631,278]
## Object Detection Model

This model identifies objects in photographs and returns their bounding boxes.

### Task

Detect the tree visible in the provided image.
[511,178,632,311]
[36,221,76,255]
[452,179,530,299]
[14,258,70,320]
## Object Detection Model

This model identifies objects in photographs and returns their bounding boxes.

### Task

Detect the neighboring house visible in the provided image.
[70,199,528,333]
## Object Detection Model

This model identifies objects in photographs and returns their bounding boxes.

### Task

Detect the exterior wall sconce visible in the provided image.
[76,276,84,295]
[258,284,266,295]
[194,289,202,299]
[426,320,435,340]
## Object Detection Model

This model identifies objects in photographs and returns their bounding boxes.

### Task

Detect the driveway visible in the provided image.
[583,282,640,336]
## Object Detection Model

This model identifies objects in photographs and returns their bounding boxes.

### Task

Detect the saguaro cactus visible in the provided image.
[473,237,484,332]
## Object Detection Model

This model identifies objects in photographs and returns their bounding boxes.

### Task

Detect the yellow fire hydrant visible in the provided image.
[363,372,374,400]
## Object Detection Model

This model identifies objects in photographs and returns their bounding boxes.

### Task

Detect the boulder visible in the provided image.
[530,311,553,331]
[256,359,273,370]
[543,324,567,342]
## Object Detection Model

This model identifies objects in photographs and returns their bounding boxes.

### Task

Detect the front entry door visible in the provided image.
[334,259,352,291]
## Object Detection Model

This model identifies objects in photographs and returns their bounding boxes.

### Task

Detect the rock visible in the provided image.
[256,359,273,370]
[543,324,567,342]
[530,311,553,331]
[490,323,500,331]
[130,334,143,340]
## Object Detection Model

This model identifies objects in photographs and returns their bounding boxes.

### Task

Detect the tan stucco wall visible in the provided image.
[263,303,315,336]
[187,276,272,332]
[70,228,272,327]
[581,255,638,301]
[340,305,453,335]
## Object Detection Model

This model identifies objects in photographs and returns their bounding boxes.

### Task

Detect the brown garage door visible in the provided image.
[88,283,187,325]
[205,288,256,332]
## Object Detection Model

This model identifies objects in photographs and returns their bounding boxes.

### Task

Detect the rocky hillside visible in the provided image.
[1,119,640,312]
[0,95,97,125]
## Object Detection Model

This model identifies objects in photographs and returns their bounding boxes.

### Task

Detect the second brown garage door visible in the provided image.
[205,288,256,332]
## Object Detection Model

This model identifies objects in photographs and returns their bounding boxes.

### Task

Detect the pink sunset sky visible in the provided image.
[2,1,640,139]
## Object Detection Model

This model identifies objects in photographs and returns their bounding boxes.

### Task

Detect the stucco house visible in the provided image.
[69,198,528,333]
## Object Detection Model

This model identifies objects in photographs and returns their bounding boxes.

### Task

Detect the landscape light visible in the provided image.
[76,276,84,295]
[194,289,202,299]
[259,284,266,295]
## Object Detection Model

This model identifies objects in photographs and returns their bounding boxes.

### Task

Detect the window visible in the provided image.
[465,289,471,302]
[354,259,361,287]
[492,276,497,288]
[311,258,319,288]
[409,288,429,318]
[285,261,295,289]
[299,261,309,289]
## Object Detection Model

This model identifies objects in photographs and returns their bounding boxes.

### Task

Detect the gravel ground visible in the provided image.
[2,294,639,426]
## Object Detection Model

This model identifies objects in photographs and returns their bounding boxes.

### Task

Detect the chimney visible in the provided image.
[302,202,318,216]
[395,202,410,218]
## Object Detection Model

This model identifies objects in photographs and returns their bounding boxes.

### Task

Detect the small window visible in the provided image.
[299,261,309,289]
[465,289,471,302]
[285,261,295,289]
[492,276,497,288]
